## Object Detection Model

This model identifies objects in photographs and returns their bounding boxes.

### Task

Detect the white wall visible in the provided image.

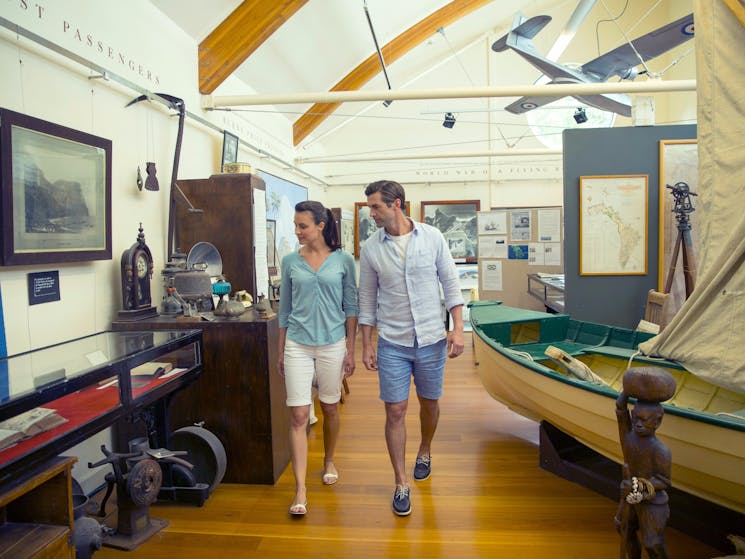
[0,0,304,492]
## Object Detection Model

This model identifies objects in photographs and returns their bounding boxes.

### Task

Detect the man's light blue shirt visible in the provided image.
[358,220,463,348]
[279,250,358,346]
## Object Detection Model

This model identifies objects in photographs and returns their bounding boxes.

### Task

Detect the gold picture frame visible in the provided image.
[658,139,698,302]
[579,174,648,276]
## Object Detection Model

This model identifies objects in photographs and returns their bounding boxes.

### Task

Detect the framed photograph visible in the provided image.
[579,174,648,276]
[421,200,480,262]
[0,107,112,265]
[221,130,239,172]
[658,140,698,310]
[354,201,410,258]
[260,170,308,263]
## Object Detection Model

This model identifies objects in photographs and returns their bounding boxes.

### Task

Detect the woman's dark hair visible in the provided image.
[295,200,341,250]
[364,180,406,208]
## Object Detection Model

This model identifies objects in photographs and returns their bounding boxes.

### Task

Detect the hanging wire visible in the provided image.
[437,27,475,86]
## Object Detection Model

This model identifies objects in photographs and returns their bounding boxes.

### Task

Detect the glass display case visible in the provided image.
[527,273,565,313]
[0,330,202,486]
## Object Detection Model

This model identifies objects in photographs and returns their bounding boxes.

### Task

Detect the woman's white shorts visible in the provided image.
[284,337,347,407]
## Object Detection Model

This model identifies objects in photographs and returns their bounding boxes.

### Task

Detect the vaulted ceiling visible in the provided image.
[150,0,696,183]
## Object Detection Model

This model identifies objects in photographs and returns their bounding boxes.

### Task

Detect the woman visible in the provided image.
[278,201,358,516]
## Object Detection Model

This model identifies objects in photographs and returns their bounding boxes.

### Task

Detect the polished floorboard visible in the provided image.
[96,335,722,558]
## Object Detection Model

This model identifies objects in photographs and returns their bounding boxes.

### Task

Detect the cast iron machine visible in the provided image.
[88,439,193,550]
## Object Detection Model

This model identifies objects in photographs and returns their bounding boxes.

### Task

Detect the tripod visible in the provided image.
[663,182,697,298]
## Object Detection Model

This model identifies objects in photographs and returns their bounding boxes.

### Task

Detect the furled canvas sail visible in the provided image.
[639,1,745,393]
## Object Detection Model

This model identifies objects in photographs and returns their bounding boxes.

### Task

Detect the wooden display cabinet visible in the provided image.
[0,456,76,558]
[176,173,266,299]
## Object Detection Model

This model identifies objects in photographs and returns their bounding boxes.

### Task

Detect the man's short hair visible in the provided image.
[365,180,406,208]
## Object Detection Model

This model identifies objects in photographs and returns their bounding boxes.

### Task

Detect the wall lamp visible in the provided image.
[573,107,588,124]
[443,112,456,128]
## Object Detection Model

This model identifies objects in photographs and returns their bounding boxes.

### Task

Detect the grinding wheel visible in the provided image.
[170,425,227,493]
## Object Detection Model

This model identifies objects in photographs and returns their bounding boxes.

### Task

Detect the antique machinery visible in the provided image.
[88,440,193,550]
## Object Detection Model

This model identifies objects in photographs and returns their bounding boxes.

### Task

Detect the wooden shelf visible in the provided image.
[0,456,76,558]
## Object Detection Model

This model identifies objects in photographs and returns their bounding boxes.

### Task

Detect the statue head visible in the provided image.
[631,400,664,436]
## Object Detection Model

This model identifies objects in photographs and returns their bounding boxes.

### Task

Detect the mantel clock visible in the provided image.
[118,223,158,320]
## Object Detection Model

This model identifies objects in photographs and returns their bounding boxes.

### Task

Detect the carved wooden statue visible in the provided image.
[615,366,676,559]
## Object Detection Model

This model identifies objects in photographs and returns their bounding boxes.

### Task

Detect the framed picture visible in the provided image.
[658,140,698,309]
[354,201,410,258]
[221,130,239,172]
[266,219,277,270]
[579,174,648,276]
[259,170,308,263]
[420,200,480,262]
[0,107,112,265]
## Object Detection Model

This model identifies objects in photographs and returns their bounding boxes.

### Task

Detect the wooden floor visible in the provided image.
[96,335,722,558]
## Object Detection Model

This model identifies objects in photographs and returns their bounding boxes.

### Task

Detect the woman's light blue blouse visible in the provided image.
[278,250,358,346]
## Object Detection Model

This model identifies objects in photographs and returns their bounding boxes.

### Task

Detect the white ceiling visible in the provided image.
[150,0,696,183]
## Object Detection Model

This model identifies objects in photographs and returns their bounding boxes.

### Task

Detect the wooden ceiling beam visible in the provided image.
[199,0,308,94]
[292,0,493,146]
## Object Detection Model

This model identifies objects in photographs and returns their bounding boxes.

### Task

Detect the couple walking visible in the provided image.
[278,180,465,516]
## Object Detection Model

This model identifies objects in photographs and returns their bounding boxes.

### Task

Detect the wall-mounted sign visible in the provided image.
[27,271,61,305]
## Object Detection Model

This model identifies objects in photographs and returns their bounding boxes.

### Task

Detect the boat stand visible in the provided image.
[538,421,741,554]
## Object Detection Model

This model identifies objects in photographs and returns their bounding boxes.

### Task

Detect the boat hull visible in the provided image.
[471,305,745,514]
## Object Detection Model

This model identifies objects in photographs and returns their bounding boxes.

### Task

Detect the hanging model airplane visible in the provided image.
[492,12,694,116]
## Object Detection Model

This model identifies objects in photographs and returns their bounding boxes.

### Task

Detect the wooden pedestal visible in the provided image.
[112,313,289,484]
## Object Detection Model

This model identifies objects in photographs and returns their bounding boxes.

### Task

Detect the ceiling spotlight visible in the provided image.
[573,107,588,124]
[382,99,393,107]
[443,112,456,128]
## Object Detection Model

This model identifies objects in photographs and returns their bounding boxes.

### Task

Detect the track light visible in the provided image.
[382,99,393,107]
[443,112,456,128]
[573,107,588,124]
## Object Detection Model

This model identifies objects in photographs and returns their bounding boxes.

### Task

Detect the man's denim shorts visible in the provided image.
[376,336,447,403]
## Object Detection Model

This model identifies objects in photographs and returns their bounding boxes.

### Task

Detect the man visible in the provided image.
[358,180,465,516]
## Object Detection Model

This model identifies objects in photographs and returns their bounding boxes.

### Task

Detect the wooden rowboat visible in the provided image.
[469,301,745,515]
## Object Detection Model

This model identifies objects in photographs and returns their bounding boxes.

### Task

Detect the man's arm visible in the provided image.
[447,304,465,358]
[358,248,378,371]
[360,324,377,371]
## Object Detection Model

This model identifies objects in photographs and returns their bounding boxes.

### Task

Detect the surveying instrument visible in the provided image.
[663,181,697,298]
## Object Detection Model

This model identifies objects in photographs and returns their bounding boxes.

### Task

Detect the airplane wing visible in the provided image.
[504,95,566,114]
[581,13,694,81]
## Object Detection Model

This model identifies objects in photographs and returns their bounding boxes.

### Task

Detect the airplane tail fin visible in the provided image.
[492,14,552,52]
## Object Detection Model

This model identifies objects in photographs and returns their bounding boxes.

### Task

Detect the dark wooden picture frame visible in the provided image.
[420,200,480,262]
[354,201,410,258]
[221,130,239,172]
[0,107,112,265]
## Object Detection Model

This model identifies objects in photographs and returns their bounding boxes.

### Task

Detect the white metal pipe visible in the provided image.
[297,148,562,163]
[203,79,695,108]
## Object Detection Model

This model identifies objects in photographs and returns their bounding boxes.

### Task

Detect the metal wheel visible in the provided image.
[170,425,227,493]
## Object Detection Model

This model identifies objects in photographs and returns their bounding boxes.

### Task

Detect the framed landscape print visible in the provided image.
[0,107,112,265]
[421,200,480,262]
[579,174,648,275]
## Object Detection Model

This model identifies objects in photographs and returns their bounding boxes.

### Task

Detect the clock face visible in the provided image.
[136,253,148,279]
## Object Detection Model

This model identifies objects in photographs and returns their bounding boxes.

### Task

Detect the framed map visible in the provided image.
[579,175,648,275]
